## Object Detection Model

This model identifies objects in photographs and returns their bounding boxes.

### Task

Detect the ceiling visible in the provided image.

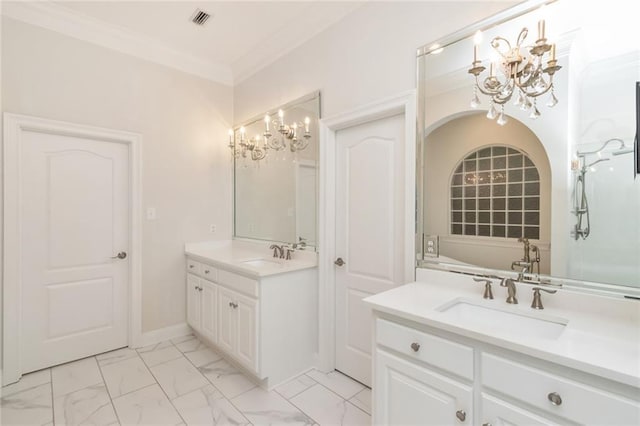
[30,1,364,85]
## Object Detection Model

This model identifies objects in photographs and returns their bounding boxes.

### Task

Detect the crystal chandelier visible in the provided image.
[468,20,561,125]
[228,109,312,161]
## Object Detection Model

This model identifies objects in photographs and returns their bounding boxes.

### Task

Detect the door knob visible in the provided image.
[111,251,127,260]
[334,257,345,266]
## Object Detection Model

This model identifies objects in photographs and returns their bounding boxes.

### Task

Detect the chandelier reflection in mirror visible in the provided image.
[228,109,312,162]
[468,20,562,126]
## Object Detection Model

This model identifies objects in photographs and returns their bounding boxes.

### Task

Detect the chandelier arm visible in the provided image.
[474,76,507,97]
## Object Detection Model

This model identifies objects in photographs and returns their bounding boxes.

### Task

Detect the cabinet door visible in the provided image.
[186,273,201,331]
[375,349,472,426]
[235,292,258,371]
[481,393,561,426]
[200,279,218,344]
[217,287,236,354]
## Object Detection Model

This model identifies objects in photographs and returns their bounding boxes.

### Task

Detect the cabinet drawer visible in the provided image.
[376,319,473,380]
[186,258,201,275]
[217,269,258,298]
[200,264,217,281]
[482,353,640,424]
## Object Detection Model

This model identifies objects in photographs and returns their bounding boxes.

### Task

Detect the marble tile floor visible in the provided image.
[1,335,371,426]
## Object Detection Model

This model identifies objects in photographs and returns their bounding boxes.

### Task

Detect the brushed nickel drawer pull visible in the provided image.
[410,342,420,352]
[548,392,562,406]
[455,409,466,422]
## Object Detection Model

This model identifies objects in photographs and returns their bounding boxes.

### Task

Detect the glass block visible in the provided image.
[464,186,476,197]
[465,151,478,160]
[452,224,462,235]
[524,197,540,210]
[452,199,463,210]
[492,212,505,224]
[451,187,462,198]
[464,224,477,235]
[452,211,462,222]
[524,167,539,180]
[465,212,476,222]
[478,198,490,210]
[479,212,490,223]
[508,183,522,196]
[464,173,476,185]
[508,197,522,210]
[492,226,506,237]
[452,174,463,186]
[464,199,476,210]
[477,172,491,184]
[464,160,477,172]
[524,212,539,225]
[478,158,491,170]
[524,226,540,239]
[524,157,535,167]
[493,156,506,169]
[455,163,463,173]
[508,169,523,182]
[478,147,492,158]
[493,184,506,196]
[492,198,505,210]
[508,212,522,224]
[507,147,519,155]
[507,226,522,238]
[492,146,506,155]
[508,154,523,168]
[478,225,491,236]
[524,182,539,195]
[478,185,490,197]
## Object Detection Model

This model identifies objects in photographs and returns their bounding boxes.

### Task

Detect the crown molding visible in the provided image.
[2,1,234,86]
[231,2,364,85]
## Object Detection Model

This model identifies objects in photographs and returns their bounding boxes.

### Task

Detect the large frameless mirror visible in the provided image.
[417,0,640,292]
[233,92,320,249]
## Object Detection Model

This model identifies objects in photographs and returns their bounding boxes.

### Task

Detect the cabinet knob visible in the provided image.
[229,301,233,308]
[194,285,199,290]
[189,264,194,269]
[410,342,420,352]
[455,410,466,422]
[204,269,210,274]
[547,392,562,406]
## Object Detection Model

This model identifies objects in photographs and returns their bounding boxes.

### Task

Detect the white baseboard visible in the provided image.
[136,322,192,348]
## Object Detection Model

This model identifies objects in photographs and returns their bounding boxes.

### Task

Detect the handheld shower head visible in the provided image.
[611,148,634,156]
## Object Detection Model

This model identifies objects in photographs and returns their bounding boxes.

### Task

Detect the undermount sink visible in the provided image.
[436,298,568,340]
[241,258,282,268]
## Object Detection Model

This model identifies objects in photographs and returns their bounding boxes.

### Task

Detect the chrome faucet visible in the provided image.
[500,277,518,304]
[269,244,284,259]
[473,278,494,299]
[531,287,557,310]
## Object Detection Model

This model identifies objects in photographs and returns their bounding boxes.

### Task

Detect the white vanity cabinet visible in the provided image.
[185,253,317,388]
[372,315,640,426]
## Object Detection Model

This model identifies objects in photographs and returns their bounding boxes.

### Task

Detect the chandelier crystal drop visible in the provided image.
[468,20,562,124]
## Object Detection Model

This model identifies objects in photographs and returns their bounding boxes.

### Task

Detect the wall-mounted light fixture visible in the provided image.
[468,20,561,125]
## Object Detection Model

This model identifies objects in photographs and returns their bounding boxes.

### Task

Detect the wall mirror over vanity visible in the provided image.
[416,0,640,292]
[232,91,320,250]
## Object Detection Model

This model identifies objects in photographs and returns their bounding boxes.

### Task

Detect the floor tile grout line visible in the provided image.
[307,371,366,402]
[273,374,319,401]
[96,354,123,425]
[141,351,190,426]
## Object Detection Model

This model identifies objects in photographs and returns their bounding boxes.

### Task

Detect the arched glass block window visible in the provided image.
[450,146,540,239]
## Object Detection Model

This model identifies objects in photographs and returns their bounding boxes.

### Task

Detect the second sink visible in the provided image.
[437,298,568,340]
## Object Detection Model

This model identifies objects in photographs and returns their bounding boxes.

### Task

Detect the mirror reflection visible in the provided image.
[233,92,319,248]
[417,1,639,289]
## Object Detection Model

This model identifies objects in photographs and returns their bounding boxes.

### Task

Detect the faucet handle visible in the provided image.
[531,287,557,310]
[473,278,494,299]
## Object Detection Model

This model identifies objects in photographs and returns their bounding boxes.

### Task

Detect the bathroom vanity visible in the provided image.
[184,240,318,388]
[365,269,640,425]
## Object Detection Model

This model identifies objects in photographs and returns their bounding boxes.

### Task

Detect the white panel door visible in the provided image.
[335,114,405,386]
[200,279,218,343]
[235,292,258,371]
[187,274,202,331]
[20,131,129,373]
[217,287,236,354]
[375,349,473,426]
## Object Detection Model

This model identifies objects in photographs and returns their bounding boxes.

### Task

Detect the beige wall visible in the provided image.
[424,113,551,273]
[1,17,234,332]
[233,1,513,122]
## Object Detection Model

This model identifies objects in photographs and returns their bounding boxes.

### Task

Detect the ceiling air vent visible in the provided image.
[191,9,211,26]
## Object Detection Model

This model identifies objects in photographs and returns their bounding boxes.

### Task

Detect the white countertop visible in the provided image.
[185,240,317,278]
[364,269,640,388]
